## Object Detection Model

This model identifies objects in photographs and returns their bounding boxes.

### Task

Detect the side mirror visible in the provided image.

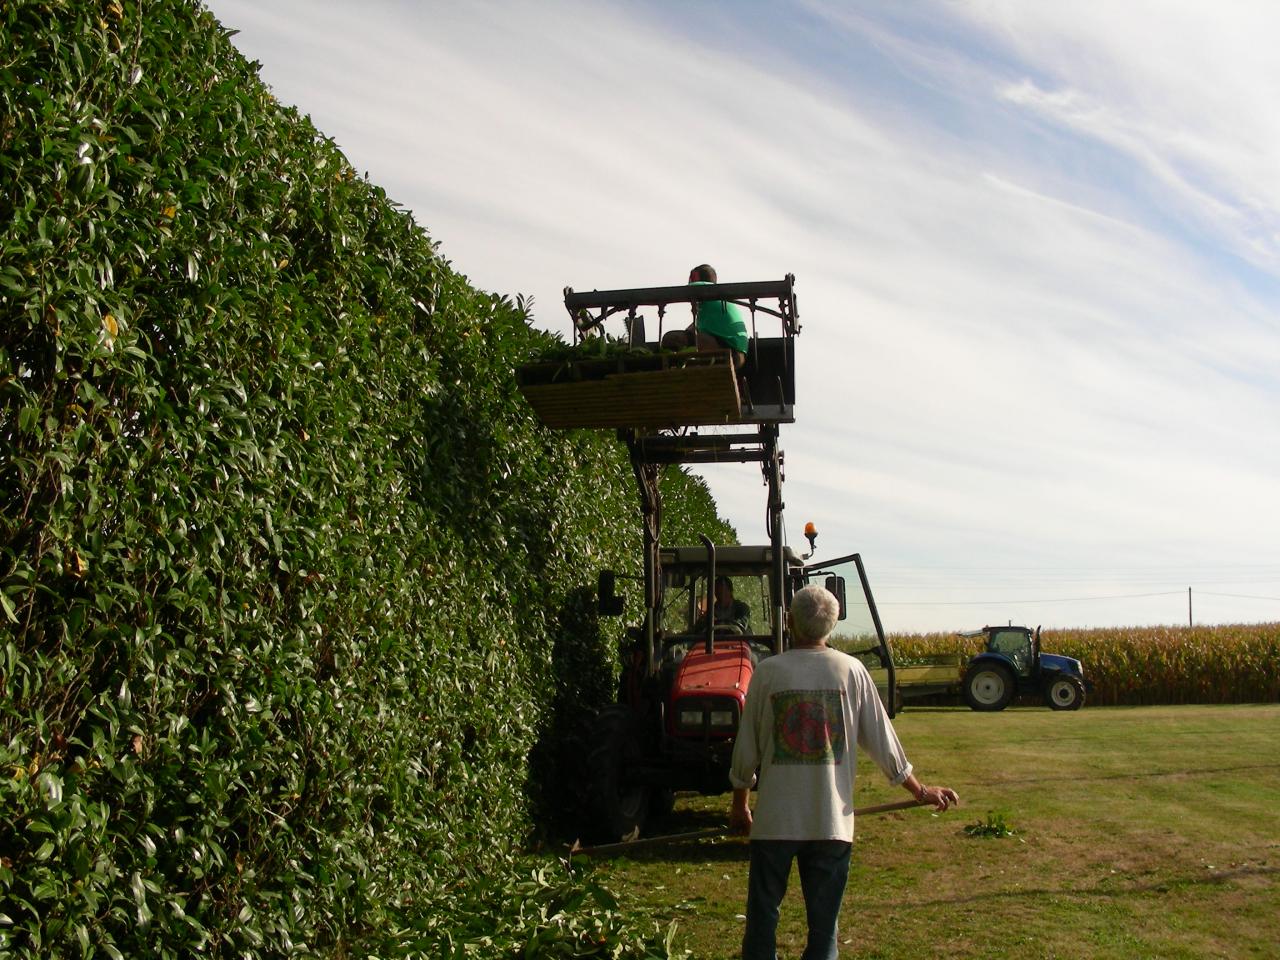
[824,575,847,620]
[597,570,625,617]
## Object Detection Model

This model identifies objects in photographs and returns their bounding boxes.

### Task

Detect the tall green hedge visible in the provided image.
[0,2,733,956]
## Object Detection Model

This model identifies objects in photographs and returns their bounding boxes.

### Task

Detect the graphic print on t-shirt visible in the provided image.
[770,689,846,765]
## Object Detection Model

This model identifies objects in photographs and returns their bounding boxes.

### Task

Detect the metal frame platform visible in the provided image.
[516,276,800,431]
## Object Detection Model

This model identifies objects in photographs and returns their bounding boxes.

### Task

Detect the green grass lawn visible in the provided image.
[592,704,1280,959]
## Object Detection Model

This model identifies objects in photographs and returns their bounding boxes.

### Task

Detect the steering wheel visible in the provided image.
[713,623,744,636]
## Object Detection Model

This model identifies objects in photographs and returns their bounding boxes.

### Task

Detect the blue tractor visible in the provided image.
[961,625,1088,711]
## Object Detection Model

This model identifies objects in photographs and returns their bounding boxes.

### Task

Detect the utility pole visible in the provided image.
[1188,587,1192,628]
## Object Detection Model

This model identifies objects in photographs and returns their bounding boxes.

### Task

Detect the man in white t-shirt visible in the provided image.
[729,585,959,960]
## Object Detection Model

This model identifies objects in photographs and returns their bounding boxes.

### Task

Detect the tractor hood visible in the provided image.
[1041,653,1085,678]
[673,643,754,698]
[667,642,755,738]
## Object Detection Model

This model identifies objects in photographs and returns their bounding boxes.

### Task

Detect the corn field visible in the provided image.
[888,623,1280,706]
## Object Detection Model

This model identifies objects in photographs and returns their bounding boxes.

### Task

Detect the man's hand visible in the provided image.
[904,774,959,812]
[917,783,959,812]
[729,788,753,835]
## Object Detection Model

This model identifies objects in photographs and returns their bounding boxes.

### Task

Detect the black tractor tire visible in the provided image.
[1045,676,1085,711]
[650,787,677,821]
[964,662,1016,712]
[583,706,651,843]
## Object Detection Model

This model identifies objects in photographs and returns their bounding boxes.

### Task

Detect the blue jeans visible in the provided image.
[742,839,852,960]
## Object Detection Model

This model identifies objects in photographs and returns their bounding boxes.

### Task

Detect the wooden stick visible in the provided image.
[853,797,934,817]
[569,797,933,857]
[569,826,727,857]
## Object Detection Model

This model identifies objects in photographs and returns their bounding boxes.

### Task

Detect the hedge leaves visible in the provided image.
[1,2,731,955]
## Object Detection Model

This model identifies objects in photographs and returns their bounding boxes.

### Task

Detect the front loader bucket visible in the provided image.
[517,351,741,429]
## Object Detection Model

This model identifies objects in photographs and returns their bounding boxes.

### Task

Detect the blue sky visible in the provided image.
[203,0,1280,632]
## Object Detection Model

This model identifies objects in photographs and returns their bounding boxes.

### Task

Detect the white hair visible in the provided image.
[789,584,839,644]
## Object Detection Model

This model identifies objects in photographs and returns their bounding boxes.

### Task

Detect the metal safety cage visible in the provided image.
[514,276,801,430]
[563,276,800,344]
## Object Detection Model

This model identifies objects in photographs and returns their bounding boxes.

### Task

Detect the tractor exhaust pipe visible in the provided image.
[700,534,715,656]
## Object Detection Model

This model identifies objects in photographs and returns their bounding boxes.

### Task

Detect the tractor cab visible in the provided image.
[658,546,791,660]
[980,625,1038,678]
[600,542,894,768]
[651,546,803,755]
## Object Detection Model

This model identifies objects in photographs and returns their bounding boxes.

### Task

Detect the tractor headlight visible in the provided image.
[675,701,739,733]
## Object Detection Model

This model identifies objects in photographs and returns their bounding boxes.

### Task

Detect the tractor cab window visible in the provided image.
[659,574,697,636]
[659,570,772,637]
[989,630,1032,677]
[693,573,768,636]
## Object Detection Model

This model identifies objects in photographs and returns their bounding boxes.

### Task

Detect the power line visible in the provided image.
[863,566,1280,587]
[878,589,1280,608]
[878,590,1185,607]
[1199,590,1280,602]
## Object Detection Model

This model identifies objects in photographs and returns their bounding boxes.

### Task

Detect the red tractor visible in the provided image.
[591,542,894,841]
[518,276,895,841]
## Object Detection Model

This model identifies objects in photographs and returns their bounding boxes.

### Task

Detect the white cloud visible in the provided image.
[206,0,1280,630]
[945,1,1280,273]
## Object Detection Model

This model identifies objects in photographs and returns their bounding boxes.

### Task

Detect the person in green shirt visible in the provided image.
[661,263,750,366]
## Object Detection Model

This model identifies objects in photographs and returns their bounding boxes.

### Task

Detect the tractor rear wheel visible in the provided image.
[584,706,650,843]
[1045,676,1085,711]
[964,663,1015,712]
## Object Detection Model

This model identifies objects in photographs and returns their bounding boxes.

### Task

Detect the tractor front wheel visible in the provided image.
[1045,676,1085,711]
[964,663,1015,712]
[584,706,651,843]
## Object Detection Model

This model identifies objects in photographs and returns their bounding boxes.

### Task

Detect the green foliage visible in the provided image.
[534,334,667,364]
[376,858,684,959]
[0,1,728,955]
[963,811,1017,839]
[660,470,737,549]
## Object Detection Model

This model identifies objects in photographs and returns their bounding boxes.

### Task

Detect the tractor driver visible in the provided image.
[695,575,751,634]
